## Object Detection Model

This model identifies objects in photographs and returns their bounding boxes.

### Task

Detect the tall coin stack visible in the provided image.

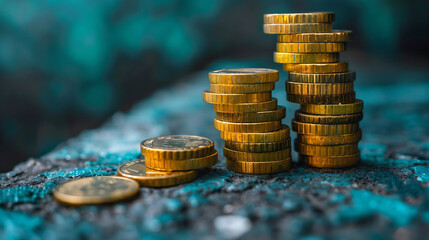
[264,12,364,168]
[203,69,292,174]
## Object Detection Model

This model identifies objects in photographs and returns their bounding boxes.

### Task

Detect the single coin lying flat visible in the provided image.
[53,176,139,206]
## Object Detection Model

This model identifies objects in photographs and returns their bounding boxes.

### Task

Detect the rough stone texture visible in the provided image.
[1,64,429,239]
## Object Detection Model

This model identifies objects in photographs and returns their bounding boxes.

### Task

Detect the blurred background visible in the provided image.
[1,0,428,173]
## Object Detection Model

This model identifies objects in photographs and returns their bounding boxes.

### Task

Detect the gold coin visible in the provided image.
[294,141,359,156]
[287,92,355,104]
[209,68,278,84]
[289,72,356,83]
[264,23,332,34]
[214,119,282,133]
[277,30,351,43]
[297,130,362,145]
[213,98,278,113]
[292,120,359,135]
[203,90,271,104]
[220,125,290,143]
[300,99,364,115]
[117,160,197,187]
[141,135,214,160]
[226,158,291,174]
[225,138,291,153]
[286,81,354,95]
[264,12,335,24]
[284,62,348,73]
[274,52,339,64]
[145,151,218,171]
[283,64,297,72]
[277,42,345,53]
[53,176,139,206]
[210,83,275,94]
[300,152,360,168]
[294,111,363,124]
[224,146,291,162]
[215,106,285,123]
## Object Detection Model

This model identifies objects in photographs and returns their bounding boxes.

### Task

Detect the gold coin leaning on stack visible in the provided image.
[203,68,292,174]
[117,160,197,187]
[263,12,363,168]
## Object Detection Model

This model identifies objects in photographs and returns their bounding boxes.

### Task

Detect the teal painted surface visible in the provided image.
[335,190,419,226]
[0,209,45,240]
[0,64,428,239]
[41,167,114,179]
[0,185,52,204]
[412,166,429,183]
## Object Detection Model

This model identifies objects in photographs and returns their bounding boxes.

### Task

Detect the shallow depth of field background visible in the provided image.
[1,0,428,172]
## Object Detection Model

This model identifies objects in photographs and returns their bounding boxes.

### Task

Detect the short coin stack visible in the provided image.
[203,69,291,174]
[126,135,218,186]
[264,12,363,168]
[118,135,218,188]
[53,135,217,205]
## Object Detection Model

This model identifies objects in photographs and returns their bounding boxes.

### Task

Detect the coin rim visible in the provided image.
[294,110,363,124]
[296,129,362,145]
[292,120,360,135]
[203,90,272,104]
[214,119,282,133]
[212,98,278,113]
[145,151,218,171]
[117,160,197,187]
[209,68,279,84]
[264,12,335,24]
[288,72,356,83]
[215,106,286,122]
[225,138,291,153]
[274,52,339,64]
[277,30,352,43]
[276,42,345,53]
[285,62,349,73]
[300,99,364,115]
[223,146,292,162]
[226,158,291,174]
[286,81,354,95]
[220,125,291,143]
[209,82,275,94]
[264,23,332,34]
[294,140,359,156]
[300,151,360,168]
[287,92,356,104]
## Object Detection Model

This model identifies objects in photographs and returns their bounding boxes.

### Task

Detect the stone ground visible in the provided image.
[1,63,429,239]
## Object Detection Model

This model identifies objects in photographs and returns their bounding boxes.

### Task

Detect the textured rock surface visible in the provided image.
[1,65,429,239]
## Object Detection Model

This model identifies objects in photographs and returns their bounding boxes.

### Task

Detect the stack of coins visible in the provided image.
[203,69,292,174]
[264,12,363,168]
[53,135,218,205]
[119,135,218,187]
